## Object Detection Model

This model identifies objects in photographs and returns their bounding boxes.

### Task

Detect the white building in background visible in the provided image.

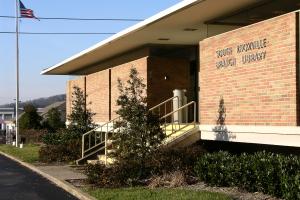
[0,108,16,132]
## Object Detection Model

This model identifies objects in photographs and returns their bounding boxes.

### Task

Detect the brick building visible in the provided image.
[42,0,300,152]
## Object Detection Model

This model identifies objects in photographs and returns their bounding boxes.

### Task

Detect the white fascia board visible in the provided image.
[199,124,300,147]
[40,0,202,75]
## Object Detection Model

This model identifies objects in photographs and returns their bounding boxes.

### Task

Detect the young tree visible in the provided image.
[39,87,92,162]
[43,107,65,132]
[112,68,165,177]
[67,86,95,135]
[19,104,42,130]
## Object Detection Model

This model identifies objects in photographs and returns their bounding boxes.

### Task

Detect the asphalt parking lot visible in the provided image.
[0,154,78,200]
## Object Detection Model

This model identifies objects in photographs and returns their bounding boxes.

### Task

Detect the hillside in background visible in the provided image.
[0,94,66,108]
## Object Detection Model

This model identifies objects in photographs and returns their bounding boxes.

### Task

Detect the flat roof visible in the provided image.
[41,0,257,75]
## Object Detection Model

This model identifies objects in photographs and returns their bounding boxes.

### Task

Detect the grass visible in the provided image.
[85,187,232,200]
[0,144,40,163]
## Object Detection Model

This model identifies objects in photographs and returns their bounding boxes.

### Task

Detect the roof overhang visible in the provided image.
[41,0,258,75]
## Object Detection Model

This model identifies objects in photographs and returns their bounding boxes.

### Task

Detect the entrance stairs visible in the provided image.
[76,97,200,165]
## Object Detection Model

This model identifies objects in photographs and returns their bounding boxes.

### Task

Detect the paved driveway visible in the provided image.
[0,155,78,200]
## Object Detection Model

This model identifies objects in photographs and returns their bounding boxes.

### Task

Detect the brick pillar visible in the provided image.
[296,12,300,125]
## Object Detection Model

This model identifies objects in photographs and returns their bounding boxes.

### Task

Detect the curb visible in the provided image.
[0,151,96,200]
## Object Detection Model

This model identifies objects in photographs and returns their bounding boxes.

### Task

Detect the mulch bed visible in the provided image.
[67,178,280,200]
[68,166,280,200]
[185,182,281,200]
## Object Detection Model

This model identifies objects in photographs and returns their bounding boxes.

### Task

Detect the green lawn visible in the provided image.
[0,144,40,163]
[85,187,232,200]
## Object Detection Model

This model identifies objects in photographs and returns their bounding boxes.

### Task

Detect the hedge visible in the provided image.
[20,129,48,144]
[194,151,300,200]
[39,129,83,163]
[39,139,81,163]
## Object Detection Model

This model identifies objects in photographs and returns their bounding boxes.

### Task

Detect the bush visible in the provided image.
[194,151,300,200]
[85,146,206,188]
[20,129,48,144]
[42,132,63,145]
[42,107,65,132]
[39,128,83,163]
[147,146,206,176]
[39,139,81,163]
[85,162,142,188]
[86,164,105,184]
[42,128,82,145]
[194,151,238,187]
[19,104,42,130]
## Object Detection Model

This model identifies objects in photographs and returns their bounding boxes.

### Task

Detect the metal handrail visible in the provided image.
[80,96,180,163]
[159,101,196,139]
[160,101,196,120]
[82,116,120,138]
[81,97,177,155]
[149,96,179,112]
[82,116,120,158]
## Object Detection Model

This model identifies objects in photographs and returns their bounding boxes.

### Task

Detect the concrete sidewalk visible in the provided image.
[36,165,87,182]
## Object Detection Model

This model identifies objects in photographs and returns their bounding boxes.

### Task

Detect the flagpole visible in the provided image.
[15,0,20,147]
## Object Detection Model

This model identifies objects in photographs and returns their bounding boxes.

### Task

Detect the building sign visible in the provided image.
[216,38,267,69]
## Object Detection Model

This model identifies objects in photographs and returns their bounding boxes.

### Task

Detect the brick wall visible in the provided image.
[86,69,110,122]
[111,57,148,119]
[199,13,297,126]
[67,58,148,123]
[67,55,192,123]
[147,57,190,108]
[66,76,85,119]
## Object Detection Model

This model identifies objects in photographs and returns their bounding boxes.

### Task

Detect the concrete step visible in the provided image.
[107,149,116,154]
[160,123,200,148]
[76,144,105,165]
[164,127,200,148]
[97,155,115,164]
[162,124,196,137]
[87,160,101,165]
[106,139,114,146]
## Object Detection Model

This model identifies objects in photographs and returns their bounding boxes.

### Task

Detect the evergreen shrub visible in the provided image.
[39,138,81,163]
[147,146,206,176]
[111,68,164,178]
[20,129,48,144]
[194,151,300,200]
[39,86,95,163]
[85,162,142,188]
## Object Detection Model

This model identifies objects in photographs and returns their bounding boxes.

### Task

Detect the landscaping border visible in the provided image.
[0,151,96,200]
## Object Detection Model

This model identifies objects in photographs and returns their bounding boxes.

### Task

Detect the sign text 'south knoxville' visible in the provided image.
[215,39,267,69]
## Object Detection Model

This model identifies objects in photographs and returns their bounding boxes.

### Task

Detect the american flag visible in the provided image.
[19,0,38,19]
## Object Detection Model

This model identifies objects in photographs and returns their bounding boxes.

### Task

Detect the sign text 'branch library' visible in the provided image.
[216,38,268,69]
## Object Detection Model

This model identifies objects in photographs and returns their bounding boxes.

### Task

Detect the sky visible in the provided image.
[0,0,181,105]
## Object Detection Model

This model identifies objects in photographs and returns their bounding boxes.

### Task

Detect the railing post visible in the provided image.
[95,131,96,146]
[166,122,168,136]
[193,102,196,127]
[82,135,84,158]
[105,131,108,166]
[164,102,166,117]
[159,107,161,118]
[172,115,174,134]
[89,134,91,149]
